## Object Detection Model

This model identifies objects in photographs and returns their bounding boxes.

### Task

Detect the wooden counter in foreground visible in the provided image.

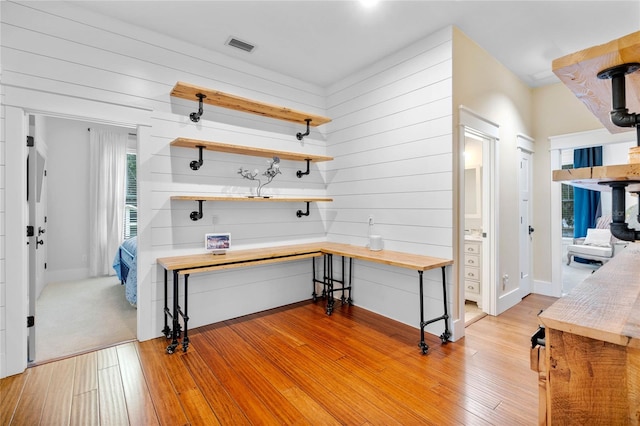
[538,243,640,424]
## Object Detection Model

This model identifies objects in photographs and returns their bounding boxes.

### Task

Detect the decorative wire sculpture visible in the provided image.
[238,156,282,197]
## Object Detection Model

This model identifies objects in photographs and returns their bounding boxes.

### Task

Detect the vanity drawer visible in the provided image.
[464,254,480,267]
[464,243,481,255]
[465,279,480,294]
[464,266,480,281]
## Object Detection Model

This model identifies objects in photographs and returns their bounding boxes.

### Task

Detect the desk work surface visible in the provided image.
[157,242,453,273]
[156,242,325,271]
[320,242,453,271]
[538,243,640,348]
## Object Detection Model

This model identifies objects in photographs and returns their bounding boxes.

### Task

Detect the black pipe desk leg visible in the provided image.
[323,254,329,299]
[167,271,180,354]
[439,266,451,343]
[347,258,353,305]
[326,254,334,315]
[162,268,171,338]
[418,270,428,354]
[340,256,346,304]
[312,257,318,302]
[182,274,190,352]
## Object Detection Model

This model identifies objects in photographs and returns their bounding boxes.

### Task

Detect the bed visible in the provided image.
[113,236,137,306]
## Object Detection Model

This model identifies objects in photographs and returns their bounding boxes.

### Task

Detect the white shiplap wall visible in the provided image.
[0,1,457,377]
[324,27,454,335]
[0,0,331,376]
[0,0,5,377]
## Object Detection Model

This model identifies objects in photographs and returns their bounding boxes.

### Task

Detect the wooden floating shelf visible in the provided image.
[171,196,332,203]
[552,163,640,192]
[170,138,333,163]
[172,195,332,220]
[171,81,332,127]
[552,31,640,134]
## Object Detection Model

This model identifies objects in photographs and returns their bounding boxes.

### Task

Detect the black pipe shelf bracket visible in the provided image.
[190,200,204,221]
[189,93,207,123]
[597,62,640,145]
[296,159,311,178]
[190,145,205,170]
[296,119,312,141]
[296,202,310,218]
[597,62,640,242]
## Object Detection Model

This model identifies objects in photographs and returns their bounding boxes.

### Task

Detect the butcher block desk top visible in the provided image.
[157,243,325,273]
[157,242,453,275]
[538,243,640,348]
[319,242,453,271]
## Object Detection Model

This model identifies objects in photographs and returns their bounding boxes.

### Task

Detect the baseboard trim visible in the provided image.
[533,279,561,297]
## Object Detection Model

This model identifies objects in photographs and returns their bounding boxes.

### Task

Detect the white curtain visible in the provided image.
[89,129,128,277]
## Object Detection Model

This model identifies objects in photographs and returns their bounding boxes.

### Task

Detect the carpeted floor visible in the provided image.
[35,276,137,363]
[464,300,486,326]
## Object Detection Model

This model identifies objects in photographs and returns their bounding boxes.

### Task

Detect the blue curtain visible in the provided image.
[573,146,602,237]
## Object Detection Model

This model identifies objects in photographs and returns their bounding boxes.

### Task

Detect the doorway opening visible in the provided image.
[458,106,500,331]
[550,130,636,297]
[29,115,138,364]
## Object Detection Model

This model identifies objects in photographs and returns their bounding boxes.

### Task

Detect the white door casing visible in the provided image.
[517,135,535,299]
[4,107,29,378]
[458,106,499,333]
[2,86,151,378]
[27,115,49,362]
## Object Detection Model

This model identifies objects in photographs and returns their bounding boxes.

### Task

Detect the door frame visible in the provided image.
[5,107,29,377]
[27,115,50,363]
[3,86,151,377]
[547,128,634,298]
[458,106,499,324]
[517,134,535,299]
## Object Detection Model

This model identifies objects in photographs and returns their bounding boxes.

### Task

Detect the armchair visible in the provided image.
[566,227,627,265]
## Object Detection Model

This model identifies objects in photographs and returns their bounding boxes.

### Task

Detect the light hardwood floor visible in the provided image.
[1,294,557,425]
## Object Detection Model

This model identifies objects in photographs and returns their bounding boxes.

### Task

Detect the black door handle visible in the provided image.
[529,225,535,235]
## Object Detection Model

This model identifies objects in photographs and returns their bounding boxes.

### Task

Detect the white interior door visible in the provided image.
[27,115,49,362]
[518,148,533,298]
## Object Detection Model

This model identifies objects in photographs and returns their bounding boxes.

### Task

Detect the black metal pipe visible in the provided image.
[610,72,640,128]
[609,183,640,241]
[597,63,640,132]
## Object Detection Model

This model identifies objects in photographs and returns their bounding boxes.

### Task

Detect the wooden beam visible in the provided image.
[552,31,640,134]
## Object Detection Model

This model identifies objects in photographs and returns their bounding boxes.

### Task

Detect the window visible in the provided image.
[561,173,574,237]
[124,153,137,239]
[561,150,574,238]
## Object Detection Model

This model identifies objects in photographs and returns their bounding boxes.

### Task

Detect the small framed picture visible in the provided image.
[205,233,230,254]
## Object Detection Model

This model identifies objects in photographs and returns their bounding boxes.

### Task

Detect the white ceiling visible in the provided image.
[73,0,640,88]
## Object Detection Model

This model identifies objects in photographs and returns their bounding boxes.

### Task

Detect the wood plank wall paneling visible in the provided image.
[324,27,454,333]
[0,2,457,376]
[0,0,333,359]
[1,2,326,112]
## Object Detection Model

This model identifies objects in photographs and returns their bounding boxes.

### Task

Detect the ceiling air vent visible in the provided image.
[226,37,255,53]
